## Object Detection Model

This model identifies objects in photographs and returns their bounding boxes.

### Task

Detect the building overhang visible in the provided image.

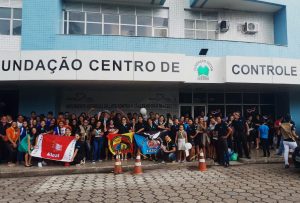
[64,0,166,6]
[190,0,284,13]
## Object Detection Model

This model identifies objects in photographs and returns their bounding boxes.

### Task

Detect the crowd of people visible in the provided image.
[0,109,298,168]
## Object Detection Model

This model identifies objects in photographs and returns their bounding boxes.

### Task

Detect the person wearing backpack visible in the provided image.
[280,115,299,168]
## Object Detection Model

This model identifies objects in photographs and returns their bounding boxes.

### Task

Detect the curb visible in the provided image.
[238,157,283,164]
[0,158,284,178]
[0,160,215,178]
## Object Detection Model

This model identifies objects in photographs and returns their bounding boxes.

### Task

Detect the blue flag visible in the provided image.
[134,134,161,155]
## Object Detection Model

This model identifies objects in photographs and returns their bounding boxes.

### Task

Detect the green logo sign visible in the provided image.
[197,65,209,76]
[194,60,213,80]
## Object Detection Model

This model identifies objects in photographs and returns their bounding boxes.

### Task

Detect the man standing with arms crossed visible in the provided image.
[215,116,232,167]
[232,112,251,159]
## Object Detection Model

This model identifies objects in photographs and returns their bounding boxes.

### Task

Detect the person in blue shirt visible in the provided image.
[258,120,270,157]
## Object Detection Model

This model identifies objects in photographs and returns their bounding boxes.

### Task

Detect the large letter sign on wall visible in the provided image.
[1,51,300,85]
[0,51,185,82]
[226,56,300,84]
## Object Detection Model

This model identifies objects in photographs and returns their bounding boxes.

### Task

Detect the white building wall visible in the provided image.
[218,10,274,44]
[0,0,22,51]
[0,0,22,7]
[0,36,21,51]
[166,0,274,44]
[167,0,185,38]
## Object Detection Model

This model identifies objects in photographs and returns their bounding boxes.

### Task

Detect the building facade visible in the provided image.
[0,0,300,132]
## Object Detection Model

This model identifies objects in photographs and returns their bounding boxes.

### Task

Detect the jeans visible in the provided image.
[6,142,17,163]
[234,133,249,158]
[277,138,284,155]
[160,150,176,162]
[83,140,91,160]
[283,141,297,165]
[93,137,104,161]
[218,138,229,165]
[261,138,270,157]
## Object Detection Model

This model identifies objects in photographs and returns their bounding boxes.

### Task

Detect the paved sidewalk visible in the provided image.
[1,164,299,203]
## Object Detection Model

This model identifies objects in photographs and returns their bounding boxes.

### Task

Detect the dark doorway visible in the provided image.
[0,90,19,118]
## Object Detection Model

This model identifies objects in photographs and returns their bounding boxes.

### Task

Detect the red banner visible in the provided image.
[31,134,76,162]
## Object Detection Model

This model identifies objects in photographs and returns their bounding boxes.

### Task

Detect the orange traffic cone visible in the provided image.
[133,150,143,175]
[198,149,207,172]
[114,153,123,175]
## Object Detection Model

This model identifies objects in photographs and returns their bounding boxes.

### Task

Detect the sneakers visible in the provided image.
[285,164,290,169]
[42,161,47,166]
[92,161,96,164]
[38,162,43,168]
[161,161,165,164]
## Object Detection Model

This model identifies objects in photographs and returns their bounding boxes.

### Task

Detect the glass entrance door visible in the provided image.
[180,105,192,118]
[180,105,206,118]
[194,105,206,118]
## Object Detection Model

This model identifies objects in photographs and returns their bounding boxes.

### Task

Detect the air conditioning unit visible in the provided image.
[243,22,259,34]
[219,20,229,33]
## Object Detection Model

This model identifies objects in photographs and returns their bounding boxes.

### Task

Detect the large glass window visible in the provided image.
[208,93,224,104]
[179,92,192,104]
[243,105,259,117]
[208,105,225,117]
[243,93,259,104]
[261,105,275,117]
[0,7,22,36]
[225,93,242,104]
[63,3,169,37]
[184,11,218,40]
[179,92,276,117]
[226,105,242,116]
[193,93,207,103]
[260,93,275,104]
